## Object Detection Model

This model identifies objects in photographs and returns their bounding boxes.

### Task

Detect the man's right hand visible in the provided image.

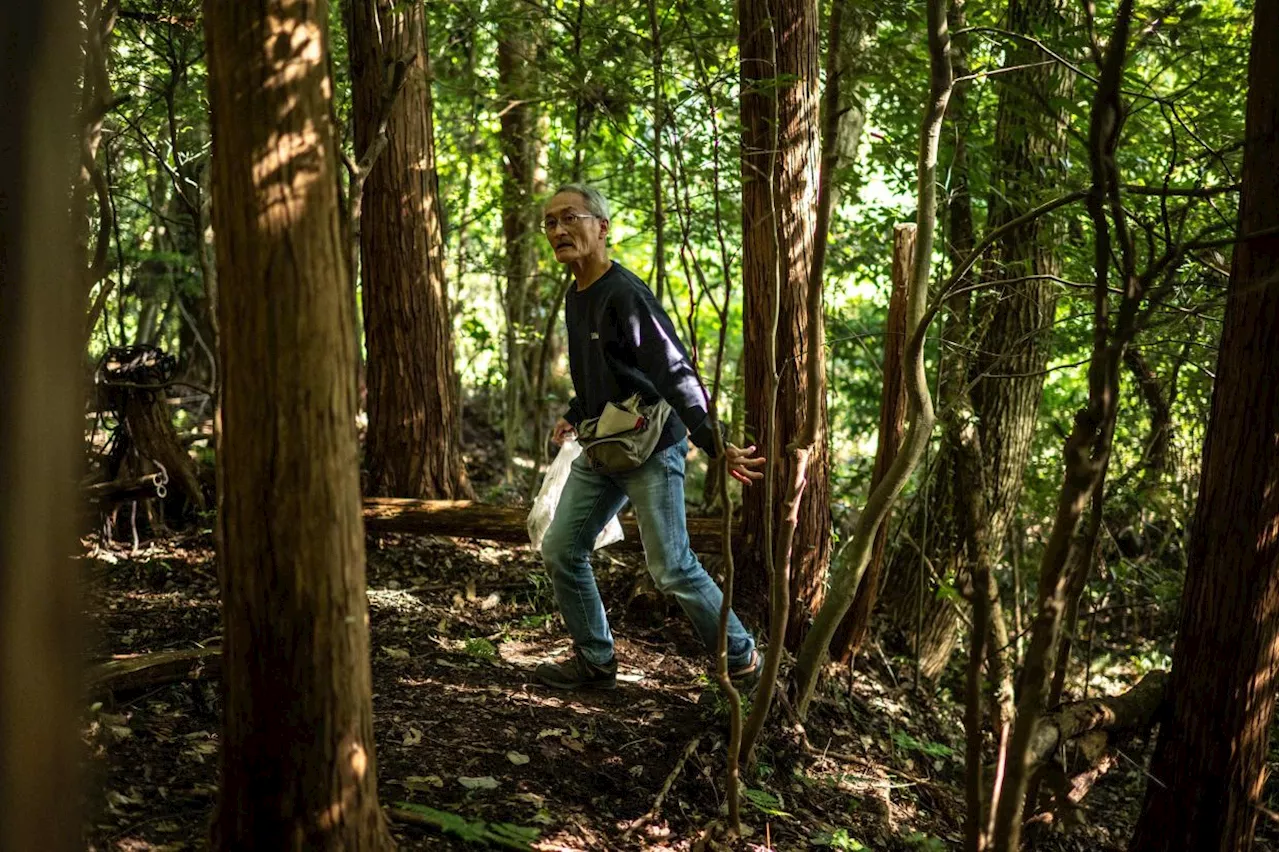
[552,418,577,446]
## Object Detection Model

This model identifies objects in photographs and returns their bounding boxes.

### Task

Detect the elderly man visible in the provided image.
[534,183,765,691]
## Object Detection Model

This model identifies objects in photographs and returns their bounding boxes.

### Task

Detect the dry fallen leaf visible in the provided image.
[507,751,530,765]
[404,774,444,790]
[458,775,500,790]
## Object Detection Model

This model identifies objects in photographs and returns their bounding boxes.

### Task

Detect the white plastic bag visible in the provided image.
[527,437,624,551]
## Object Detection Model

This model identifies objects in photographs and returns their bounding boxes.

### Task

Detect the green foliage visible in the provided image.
[810,827,868,850]
[518,613,555,630]
[463,637,498,661]
[394,802,539,850]
[902,831,947,851]
[91,0,1250,681]
[741,787,791,818]
[891,730,954,760]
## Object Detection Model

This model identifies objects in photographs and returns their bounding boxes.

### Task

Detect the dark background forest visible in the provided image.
[0,0,1275,850]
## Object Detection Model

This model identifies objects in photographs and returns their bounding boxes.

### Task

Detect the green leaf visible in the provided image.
[892,730,955,758]
[463,637,498,660]
[810,827,868,849]
[394,802,539,850]
[742,787,792,817]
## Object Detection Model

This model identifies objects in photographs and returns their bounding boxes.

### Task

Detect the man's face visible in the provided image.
[543,192,608,264]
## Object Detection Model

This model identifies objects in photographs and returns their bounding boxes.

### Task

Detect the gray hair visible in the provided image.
[553,183,611,222]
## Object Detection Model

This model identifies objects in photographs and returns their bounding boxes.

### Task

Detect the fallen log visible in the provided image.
[362,498,727,554]
[1023,670,1169,828]
[86,647,221,698]
[1029,668,1169,764]
[84,472,166,505]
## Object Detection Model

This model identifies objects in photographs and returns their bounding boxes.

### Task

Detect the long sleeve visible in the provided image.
[606,286,725,457]
[564,396,585,427]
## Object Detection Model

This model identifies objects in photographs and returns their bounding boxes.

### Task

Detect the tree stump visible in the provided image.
[96,345,205,536]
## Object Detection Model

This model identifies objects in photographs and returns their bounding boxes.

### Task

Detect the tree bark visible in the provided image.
[73,0,118,302]
[87,648,222,699]
[738,0,831,651]
[363,497,725,553]
[884,0,1071,679]
[791,0,947,717]
[648,0,666,303]
[204,0,393,847]
[989,2,1139,843]
[1129,5,1278,849]
[830,224,914,660]
[1031,670,1168,766]
[0,4,83,849]
[121,386,206,513]
[497,4,539,482]
[349,0,471,499]
[1122,349,1172,482]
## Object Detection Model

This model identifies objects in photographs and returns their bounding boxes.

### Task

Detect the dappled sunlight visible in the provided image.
[263,12,325,91]
[252,120,324,227]
[366,587,429,614]
[349,739,368,779]
[314,734,372,831]
[250,13,330,230]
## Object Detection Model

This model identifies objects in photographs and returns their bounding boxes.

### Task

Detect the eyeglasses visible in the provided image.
[542,212,600,231]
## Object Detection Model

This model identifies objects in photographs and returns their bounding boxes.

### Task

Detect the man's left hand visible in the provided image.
[724,443,766,485]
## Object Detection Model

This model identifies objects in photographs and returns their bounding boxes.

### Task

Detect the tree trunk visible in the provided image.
[120,384,206,514]
[648,0,666,304]
[884,0,1071,679]
[1129,5,1278,849]
[830,224,914,660]
[497,4,539,482]
[739,0,831,651]
[0,4,82,849]
[349,0,471,499]
[1123,349,1172,482]
[204,0,393,847]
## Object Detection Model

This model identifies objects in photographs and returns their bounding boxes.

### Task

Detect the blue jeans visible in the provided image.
[540,439,756,669]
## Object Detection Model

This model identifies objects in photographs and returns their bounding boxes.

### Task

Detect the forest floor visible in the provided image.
[81,527,1171,852]
[77,406,1267,852]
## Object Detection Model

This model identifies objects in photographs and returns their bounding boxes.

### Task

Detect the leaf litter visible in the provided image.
[80,506,1158,851]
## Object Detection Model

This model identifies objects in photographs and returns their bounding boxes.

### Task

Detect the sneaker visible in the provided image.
[729,649,762,693]
[534,651,618,690]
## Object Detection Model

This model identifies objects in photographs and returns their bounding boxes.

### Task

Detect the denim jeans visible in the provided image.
[540,439,756,669]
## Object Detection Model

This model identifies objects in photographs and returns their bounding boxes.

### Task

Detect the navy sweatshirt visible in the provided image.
[562,261,722,458]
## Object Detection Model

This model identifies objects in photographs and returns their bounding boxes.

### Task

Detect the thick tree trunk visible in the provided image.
[1129,6,1278,849]
[497,6,539,482]
[0,4,82,849]
[739,0,831,651]
[884,0,1070,678]
[204,0,393,848]
[350,0,471,499]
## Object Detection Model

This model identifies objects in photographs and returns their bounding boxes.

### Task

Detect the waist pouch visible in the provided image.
[576,394,673,474]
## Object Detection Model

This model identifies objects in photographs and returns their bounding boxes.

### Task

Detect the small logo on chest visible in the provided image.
[590,332,600,340]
